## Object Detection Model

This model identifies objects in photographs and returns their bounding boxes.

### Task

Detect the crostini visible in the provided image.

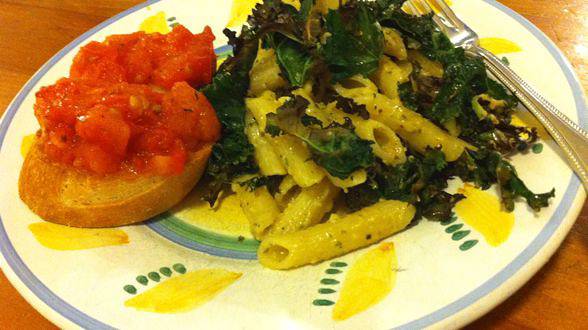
[19,25,220,227]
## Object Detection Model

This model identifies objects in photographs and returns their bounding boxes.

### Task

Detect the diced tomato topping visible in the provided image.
[70,25,215,90]
[34,25,220,175]
[75,107,131,156]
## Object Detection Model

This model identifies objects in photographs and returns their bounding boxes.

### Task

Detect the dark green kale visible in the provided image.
[248,0,303,42]
[474,123,538,154]
[305,119,375,179]
[252,0,317,88]
[298,0,314,22]
[202,27,260,206]
[418,187,464,222]
[496,158,555,211]
[344,149,463,221]
[373,0,408,15]
[343,181,382,212]
[246,0,386,92]
[300,114,323,127]
[322,3,384,81]
[398,81,420,111]
[486,79,517,108]
[449,150,554,211]
[275,38,314,86]
[239,175,284,195]
[379,6,493,125]
[334,95,370,119]
[429,55,487,124]
[379,10,439,49]
[266,96,375,179]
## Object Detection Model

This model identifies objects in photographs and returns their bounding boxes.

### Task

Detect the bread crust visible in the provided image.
[18,141,211,227]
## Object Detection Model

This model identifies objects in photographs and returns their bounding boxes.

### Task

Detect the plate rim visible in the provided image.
[0,0,586,329]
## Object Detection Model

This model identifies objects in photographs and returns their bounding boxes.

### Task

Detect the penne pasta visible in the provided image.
[353,118,407,165]
[244,113,287,176]
[270,135,326,187]
[245,90,283,131]
[248,47,287,97]
[382,27,408,60]
[372,56,413,101]
[407,50,444,78]
[258,200,415,270]
[335,76,474,161]
[370,95,473,161]
[269,179,339,235]
[233,185,281,240]
[274,175,299,208]
[326,170,367,189]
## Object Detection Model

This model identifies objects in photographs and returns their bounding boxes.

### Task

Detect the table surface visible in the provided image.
[0,0,586,328]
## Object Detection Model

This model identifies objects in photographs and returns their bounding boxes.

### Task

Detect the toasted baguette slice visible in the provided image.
[19,141,211,228]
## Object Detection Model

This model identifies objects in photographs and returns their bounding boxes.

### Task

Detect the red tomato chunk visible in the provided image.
[34,25,220,175]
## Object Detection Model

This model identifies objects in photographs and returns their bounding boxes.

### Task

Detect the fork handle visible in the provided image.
[471,45,588,190]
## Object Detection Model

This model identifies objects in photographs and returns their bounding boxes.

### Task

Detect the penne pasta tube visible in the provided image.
[248,47,287,97]
[270,179,339,235]
[407,50,444,78]
[354,119,406,165]
[370,94,473,161]
[326,169,367,189]
[325,99,407,166]
[244,113,287,176]
[233,185,281,240]
[245,90,283,131]
[372,56,412,100]
[335,76,474,161]
[270,135,326,187]
[259,200,415,270]
[382,27,408,60]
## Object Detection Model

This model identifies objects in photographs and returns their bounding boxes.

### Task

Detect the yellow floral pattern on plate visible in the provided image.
[29,222,129,250]
[20,134,35,158]
[139,11,170,34]
[455,184,515,247]
[332,242,398,320]
[125,269,242,313]
[479,38,522,55]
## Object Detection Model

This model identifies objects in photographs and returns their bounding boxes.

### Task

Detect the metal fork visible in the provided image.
[408,0,588,190]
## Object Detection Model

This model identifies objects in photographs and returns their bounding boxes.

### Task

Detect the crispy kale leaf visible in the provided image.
[239,175,284,195]
[380,8,491,125]
[334,95,370,119]
[201,28,259,205]
[323,3,384,81]
[430,55,487,124]
[450,150,555,211]
[344,149,463,221]
[496,160,555,211]
[253,0,316,87]
[248,0,303,42]
[305,120,375,178]
[275,38,314,86]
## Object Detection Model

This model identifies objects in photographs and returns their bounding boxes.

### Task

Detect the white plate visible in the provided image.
[0,0,586,329]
